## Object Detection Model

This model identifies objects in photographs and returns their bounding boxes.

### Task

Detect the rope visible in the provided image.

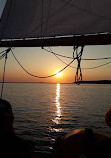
[0,47,109,89]
[82,61,111,69]
[48,47,76,68]
[11,49,75,78]
[48,47,111,70]
[0,48,11,98]
[43,47,75,59]
[0,49,9,54]
[0,52,7,60]
[43,47,111,61]
[83,57,111,61]
[74,46,84,84]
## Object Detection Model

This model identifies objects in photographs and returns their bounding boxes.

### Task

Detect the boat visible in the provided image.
[53,105,111,157]
[53,128,111,158]
[0,0,111,157]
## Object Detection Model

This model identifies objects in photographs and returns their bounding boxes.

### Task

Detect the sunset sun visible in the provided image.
[56,72,62,78]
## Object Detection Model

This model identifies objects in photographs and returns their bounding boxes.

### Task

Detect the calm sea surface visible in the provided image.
[1,83,111,157]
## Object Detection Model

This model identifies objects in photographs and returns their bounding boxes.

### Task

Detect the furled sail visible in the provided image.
[0,0,111,46]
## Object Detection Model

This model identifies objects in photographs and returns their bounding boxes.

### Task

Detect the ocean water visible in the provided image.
[1,83,111,157]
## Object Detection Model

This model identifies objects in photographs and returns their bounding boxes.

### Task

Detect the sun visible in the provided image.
[56,72,62,78]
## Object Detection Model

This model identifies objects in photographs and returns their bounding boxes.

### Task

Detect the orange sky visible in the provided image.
[0,45,111,83]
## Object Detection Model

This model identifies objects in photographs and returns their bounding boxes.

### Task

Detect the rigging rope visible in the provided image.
[0,48,11,98]
[43,47,74,59]
[43,47,111,61]
[0,47,110,89]
[48,47,111,70]
[11,49,75,78]
[82,61,111,69]
[73,46,84,84]
[10,47,111,84]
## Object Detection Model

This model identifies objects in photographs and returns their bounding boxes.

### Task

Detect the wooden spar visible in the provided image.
[0,33,111,47]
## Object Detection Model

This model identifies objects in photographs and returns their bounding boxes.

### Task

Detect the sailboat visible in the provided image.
[0,0,111,157]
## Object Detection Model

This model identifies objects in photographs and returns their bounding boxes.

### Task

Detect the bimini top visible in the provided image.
[0,0,111,47]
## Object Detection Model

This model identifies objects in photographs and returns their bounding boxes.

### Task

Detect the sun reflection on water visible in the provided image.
[51,83,62,132]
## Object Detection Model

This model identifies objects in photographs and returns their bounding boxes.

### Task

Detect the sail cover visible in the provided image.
[0,0,111,44]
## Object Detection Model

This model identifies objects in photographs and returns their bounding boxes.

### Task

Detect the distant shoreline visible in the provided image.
[74,80,111,84]
[0,80,111,84]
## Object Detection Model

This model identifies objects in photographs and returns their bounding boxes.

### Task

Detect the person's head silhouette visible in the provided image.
[0,99,36,158]
[0,98,14,135]
[105,106,111,128]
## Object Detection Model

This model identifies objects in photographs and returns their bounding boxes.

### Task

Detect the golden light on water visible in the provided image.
[55,83,61,123]
[51,83,62,132]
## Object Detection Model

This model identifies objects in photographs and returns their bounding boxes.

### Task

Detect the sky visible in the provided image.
[0,45,111,83]
[0,0,7,17]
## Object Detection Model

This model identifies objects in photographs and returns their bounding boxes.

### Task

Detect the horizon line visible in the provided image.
[0,80,111,84]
